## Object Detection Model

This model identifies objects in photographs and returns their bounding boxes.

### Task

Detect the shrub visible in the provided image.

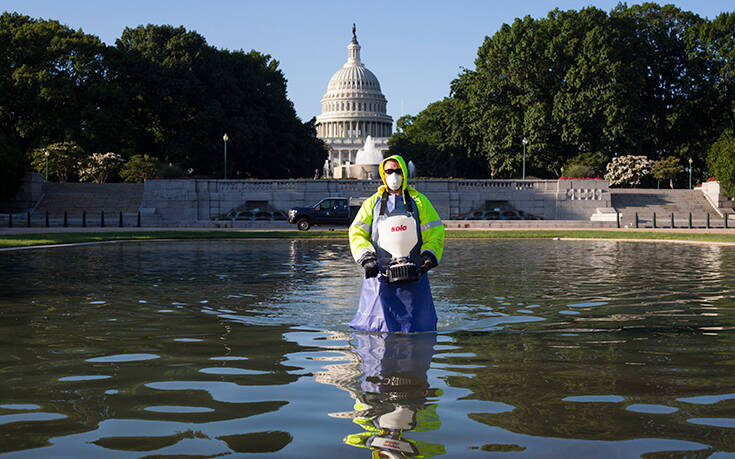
[565,152,608,177]
[707,130,735,197]
[652,156,685,189]
[561,163,596,178]
[159,163,184,179]
[120,154,159,183]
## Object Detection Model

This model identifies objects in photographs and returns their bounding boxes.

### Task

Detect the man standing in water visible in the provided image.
[348,155,445,332]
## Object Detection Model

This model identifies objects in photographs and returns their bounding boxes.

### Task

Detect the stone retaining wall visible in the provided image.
[140,178,610,224]
[0,172,43,212]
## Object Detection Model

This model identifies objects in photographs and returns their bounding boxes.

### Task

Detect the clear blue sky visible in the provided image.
[3,1,732,126]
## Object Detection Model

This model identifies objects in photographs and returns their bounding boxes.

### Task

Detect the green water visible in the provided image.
[1,239,735,457]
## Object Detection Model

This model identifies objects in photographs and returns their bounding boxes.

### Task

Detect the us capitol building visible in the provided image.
[316,25,393,173]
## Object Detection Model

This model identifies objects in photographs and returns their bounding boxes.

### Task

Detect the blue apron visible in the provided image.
[350,194,437,333]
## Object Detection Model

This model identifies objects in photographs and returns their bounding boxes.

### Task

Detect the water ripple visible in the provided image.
[86,353,160,363]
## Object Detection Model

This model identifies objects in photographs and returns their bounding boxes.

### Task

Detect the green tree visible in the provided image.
[30,142,85,182]
[611,3,709,161]
[685,12,735,135]
[707,130,735,197]
[113,25,325,178]
[652,156,685,189]
[388,99,488,178]
[416,3,727,178]
[0,13,120,155]
[120,154,159,182]
[450,7,624,177]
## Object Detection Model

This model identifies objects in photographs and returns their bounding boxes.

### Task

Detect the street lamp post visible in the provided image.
[44,151,49,181]
[223,133,229,180]
[522,138,528,180]
[688,158,693,190]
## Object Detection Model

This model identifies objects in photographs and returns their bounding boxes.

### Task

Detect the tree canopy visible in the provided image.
[114,24,326,178]
[3,6,733,195]
[0,13,326,195]
[389,3,734,181]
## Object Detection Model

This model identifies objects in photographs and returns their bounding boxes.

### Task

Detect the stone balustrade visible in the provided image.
[140,178,610,223]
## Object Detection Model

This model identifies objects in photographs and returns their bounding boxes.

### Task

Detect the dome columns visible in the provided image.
[317,121,392,139]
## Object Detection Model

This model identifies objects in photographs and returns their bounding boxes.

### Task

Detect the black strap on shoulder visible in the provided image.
[404,189,414,213]
[379,191,389,216]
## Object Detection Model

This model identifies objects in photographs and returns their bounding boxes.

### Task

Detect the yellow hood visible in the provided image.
[378,154,409,194]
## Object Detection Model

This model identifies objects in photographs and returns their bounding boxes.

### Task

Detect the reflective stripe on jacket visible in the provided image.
[349,187,444,264]
[349,154,444,265]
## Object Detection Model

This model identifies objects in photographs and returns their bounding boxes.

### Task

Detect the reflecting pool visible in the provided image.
[1,239,735,457]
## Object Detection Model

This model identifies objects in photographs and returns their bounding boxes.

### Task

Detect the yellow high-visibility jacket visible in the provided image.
[348,154,444,265]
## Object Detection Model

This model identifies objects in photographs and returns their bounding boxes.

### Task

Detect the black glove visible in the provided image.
[418,251,438,275]
[362,258,379,279]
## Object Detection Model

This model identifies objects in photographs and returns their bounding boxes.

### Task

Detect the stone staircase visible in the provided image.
[33,183,144,223]
[611,189,730,227]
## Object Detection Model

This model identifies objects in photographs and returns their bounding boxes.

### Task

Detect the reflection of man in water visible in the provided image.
[329,333,445,458]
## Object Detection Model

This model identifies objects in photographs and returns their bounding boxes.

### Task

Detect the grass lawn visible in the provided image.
[2,229,735,249]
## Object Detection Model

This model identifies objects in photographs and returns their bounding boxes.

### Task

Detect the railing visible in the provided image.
[620,211,731,229]
[3,210,142,228]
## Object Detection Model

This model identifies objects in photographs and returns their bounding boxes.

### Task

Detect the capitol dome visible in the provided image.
[326,65,381,92]
[316,25,393,173]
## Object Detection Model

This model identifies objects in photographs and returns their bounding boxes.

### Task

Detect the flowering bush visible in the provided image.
[78,152,124,183]
[604,155,653,187]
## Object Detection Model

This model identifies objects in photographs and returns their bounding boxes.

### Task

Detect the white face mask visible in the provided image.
[386,172,403,191]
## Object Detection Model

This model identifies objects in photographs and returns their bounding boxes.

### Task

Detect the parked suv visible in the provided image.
[288,197,365,231]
